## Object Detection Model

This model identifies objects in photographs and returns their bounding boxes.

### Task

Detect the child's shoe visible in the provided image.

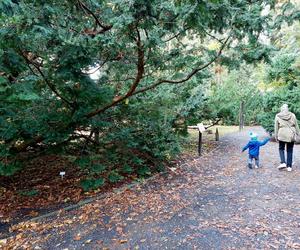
[248,164,253,169]
[255,165,259,169]
[277,163,287,170]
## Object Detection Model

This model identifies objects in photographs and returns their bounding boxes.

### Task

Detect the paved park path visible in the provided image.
[5,127,300,249]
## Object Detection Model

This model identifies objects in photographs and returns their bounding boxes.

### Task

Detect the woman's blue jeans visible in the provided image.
[279,141,294,168]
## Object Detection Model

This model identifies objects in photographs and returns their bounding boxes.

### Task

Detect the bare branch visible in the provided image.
[23,61,39,77]
[10,135,44,153]
[162,27,191,43]
[73,132,100,146]
[205,119,222,129]
[203,30,225,44]
[82,55,110,75]
[78,0,112,33]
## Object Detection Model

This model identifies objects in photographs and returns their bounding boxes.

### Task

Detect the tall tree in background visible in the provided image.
[257,17,300,133]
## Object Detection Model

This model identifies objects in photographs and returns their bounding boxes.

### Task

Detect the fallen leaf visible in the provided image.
[29,211,39,217]
[291,243,300,249]
[116,226,123,234]
[0,239,7,245]
[74,234,81,241]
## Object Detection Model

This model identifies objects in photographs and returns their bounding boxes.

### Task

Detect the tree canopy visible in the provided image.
[0,0,299,184]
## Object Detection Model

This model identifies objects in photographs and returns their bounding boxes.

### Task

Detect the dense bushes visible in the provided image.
[258,85,300,133]
[258,42,300,133]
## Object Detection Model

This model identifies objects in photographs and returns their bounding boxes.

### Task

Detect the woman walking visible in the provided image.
[275,104,300,171]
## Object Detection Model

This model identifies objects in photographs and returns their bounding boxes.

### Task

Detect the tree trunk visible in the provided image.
[239,101,244,132]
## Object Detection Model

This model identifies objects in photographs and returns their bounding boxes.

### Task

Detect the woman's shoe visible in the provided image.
[277,163,287,170]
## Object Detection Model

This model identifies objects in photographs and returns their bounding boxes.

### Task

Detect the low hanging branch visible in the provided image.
[187,118,221,131]
[85,34,231,119]
[205,118,222,129]
[85,28,145,118]
[133,35,231,95]
[10,135,44,153]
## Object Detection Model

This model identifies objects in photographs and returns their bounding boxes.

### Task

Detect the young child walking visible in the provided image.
[242,132,270,169]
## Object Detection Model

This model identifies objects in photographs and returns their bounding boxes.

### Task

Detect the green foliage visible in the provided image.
[258,85,300,133]
[257,23,300,133]
[194,66,264,126]
[80,178,105,192]
[74,157,91,169]
[137,166,151,177]
[0,0,298,181]
[74,156,105,172]
[108,171,124,183]
[265,51,300,86]
[0,161,21,176]
[202,19,300,129]
[18,189,39,197]
[121,164,134,174]
[155,164,166,173]
[91,164,106,174]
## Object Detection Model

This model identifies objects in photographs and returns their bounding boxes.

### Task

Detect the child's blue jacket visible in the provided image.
[242,138,270,157]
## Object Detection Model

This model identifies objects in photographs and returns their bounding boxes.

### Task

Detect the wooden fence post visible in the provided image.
[198,131,202,156]
[215,128,219,141]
